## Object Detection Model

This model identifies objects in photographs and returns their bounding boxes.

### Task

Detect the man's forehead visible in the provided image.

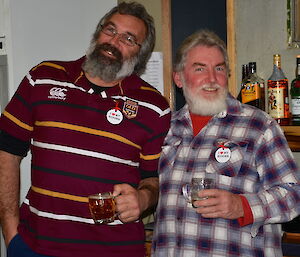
[186,46,225,63]
[106,13,144,27]
[105,13,146,38]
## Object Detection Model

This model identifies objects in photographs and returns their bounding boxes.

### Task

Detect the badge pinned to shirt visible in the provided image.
[215,143,231,163]
[106,101,123,125]
[122,99,139,119]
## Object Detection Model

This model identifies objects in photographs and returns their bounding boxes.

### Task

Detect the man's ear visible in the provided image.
[173,72,183,88]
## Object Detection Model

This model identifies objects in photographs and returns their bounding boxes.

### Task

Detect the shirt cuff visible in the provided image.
[238,195,254,226]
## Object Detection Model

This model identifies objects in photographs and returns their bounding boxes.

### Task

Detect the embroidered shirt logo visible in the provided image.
[122,99,139,119]
[48,87,67,100]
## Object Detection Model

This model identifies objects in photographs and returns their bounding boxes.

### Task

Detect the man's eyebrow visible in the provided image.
[192,62,226,67]
[104,21,138,39]
[216,62,226,66]
[126,31,138,39]
[192,62,206,67]
[104,21,115,27]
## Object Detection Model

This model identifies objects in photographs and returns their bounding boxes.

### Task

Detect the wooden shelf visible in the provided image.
[282,126,300,152]
[282,232,300,244]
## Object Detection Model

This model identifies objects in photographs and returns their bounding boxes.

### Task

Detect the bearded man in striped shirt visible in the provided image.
[0,2,170,257]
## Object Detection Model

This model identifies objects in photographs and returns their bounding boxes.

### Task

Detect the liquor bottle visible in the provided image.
[237,64,249,102]
[290,55,300,125]
[267,54,290,125]
[241,62,265,110]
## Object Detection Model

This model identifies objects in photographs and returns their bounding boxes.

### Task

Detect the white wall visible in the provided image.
[7,0,117,202]
[8,0,117,94]
[1,1,117,256]
[0,0,5,38]
[235,0,300,167]
[235,0,299,88]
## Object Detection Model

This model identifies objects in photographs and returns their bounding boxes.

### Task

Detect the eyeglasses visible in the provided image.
[100,24,142,47]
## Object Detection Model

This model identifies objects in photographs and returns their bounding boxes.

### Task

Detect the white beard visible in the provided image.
[182,80,228,116]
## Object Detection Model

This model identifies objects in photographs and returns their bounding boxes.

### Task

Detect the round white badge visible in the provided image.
[106,109,123,125]
[215,147,231,163]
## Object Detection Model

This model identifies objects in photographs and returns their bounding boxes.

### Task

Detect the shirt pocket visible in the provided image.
[159,136,182,175]
[205,139,249,178]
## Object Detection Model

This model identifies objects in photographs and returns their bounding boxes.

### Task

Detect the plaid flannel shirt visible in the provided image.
[152,94,300,257]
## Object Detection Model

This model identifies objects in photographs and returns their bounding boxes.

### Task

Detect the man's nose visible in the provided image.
[208,69,217,83]
[108,34,121,47]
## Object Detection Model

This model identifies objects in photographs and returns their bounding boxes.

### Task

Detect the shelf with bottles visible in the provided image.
[237,55,300,151]
[281,125,300,152]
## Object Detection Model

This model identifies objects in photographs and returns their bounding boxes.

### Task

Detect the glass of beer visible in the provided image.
[182,177,215,208]
[88,192,116,224]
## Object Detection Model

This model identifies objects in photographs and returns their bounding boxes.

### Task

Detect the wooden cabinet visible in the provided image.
[282,126,300,152]
[282,232,300,257]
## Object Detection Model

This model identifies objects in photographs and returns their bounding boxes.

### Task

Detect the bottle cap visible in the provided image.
[273,54,281,67]
[242,64,249,78]
[248,62,256,73]
[297,55,300,64]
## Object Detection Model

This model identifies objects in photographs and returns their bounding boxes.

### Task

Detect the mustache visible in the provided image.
[199,83,222,90]
[95,43,123,61]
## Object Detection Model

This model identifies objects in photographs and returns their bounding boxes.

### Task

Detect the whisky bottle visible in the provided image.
[267,54,290,125]
[237,64,249,102]
[241,62,265,110]
[291,55,300,125]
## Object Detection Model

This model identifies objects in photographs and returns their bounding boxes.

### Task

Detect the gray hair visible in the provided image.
[173,29,229,75]
[92,1,155,75]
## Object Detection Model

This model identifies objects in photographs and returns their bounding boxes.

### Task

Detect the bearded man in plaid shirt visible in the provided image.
[151,29,300,257]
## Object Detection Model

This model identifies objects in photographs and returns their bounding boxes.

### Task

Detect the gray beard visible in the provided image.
[114,55,138,81]
[182,83,227,116]
[83,42,138,82]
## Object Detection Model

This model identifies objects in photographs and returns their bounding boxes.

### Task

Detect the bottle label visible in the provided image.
[268,85,286,118]
[291,98,300,115]
[241,82,261,103]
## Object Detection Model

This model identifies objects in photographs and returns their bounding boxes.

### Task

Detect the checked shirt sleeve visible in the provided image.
[243,119,300,237]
